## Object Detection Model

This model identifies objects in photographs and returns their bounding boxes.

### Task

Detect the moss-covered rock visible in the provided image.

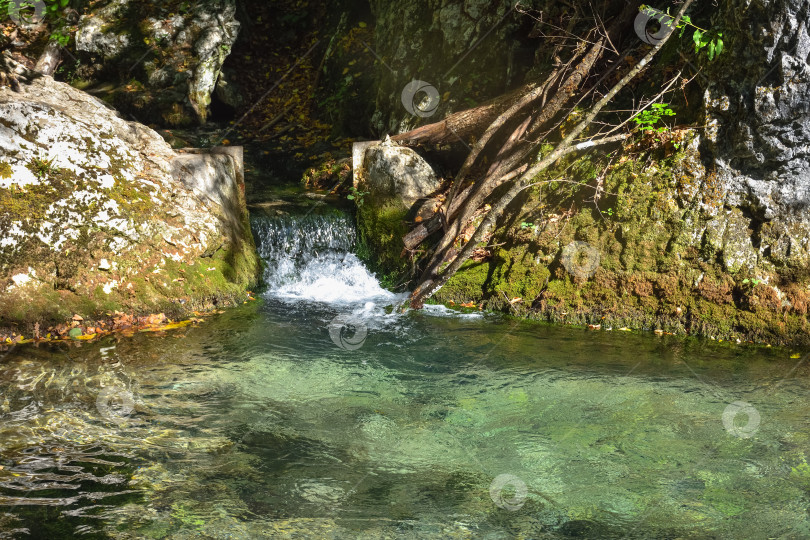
[356,200,410,284]
[352,138,443,288]
[0,66,259,331]
[355,126,810,345]
[437,133,810,345]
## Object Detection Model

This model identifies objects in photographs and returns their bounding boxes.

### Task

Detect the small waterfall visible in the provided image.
[251,210,397,304]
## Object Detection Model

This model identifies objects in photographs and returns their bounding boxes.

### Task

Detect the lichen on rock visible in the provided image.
[0,63,259,329]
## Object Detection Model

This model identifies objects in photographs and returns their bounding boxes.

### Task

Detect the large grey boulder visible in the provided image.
[75,0,240,125]
[360,137,441,207]
[0,61,258,327]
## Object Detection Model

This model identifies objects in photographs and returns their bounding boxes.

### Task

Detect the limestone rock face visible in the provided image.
[75,0,132,58]
[361,137,441,207]
[0,65,258,325]
[75,0,240,125]
[702,0,810,271]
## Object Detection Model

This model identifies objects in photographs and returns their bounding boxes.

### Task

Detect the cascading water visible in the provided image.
[251,210,400,305]
[0,208,808,538]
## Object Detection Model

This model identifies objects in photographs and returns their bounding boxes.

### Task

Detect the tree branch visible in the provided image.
[410,0,695,308]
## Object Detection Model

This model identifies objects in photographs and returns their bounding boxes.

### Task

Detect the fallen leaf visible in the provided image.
[140,319,193,332]
[72,314,84,321]
[144,313,167,326]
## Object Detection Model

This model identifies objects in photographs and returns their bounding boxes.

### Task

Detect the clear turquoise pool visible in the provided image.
[0,210,808,538]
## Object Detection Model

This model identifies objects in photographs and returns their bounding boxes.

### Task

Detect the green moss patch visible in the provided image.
[356,132,810,346]
[355,196,411,288]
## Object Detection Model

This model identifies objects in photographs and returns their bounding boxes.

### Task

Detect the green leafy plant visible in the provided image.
[346,186,369,207]
[675,12,724,61]
[50,26,71,46]
[29,157,58,179]
[690,27,724,60]
[45,0,69,16]
[3,0,36,22]
[601,207,614,217]
[633,102,676,133]
[639,6,724,61]
[3,0,69,22]
[741,277,763,287]
[520,221,535,229]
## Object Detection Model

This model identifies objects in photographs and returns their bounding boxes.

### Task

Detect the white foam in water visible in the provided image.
[251,211,484,316]
[274,253,397,303]
[422,304,484,319]
[252,212,400,305]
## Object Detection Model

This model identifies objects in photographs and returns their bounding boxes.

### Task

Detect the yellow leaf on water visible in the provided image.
[139,320,192,333]
[342,67,349,75]
[161,320,194,331]
[790,353,802,359]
